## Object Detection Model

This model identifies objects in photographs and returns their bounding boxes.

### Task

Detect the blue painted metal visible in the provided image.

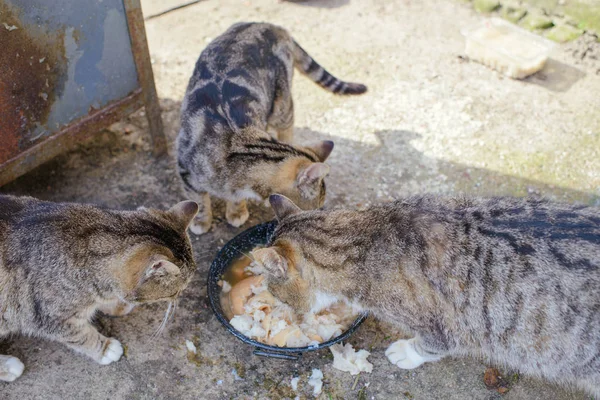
[2,0,139,151]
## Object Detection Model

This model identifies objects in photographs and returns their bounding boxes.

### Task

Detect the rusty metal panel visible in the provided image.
[0,0,141,166]
[124,0,166,155]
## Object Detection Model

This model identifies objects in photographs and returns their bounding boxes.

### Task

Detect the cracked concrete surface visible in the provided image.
[1,0,599,399]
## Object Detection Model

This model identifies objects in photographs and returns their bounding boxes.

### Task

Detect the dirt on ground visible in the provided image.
[1,0,599,399]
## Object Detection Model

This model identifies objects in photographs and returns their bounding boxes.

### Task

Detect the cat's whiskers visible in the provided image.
[152,301,174,338]
[151,290,183,338]
[230,245,256,263]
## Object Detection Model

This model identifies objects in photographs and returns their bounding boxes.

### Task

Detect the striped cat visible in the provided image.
[177,22,367,234]
[0,195,198,382]
[253,194,600,397]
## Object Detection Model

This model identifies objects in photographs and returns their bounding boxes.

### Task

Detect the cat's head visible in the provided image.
[270,140,333,211]
[118,201,199,305]
[251,194,338,313]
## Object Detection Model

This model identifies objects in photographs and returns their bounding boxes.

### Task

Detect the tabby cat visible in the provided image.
[0,195,198,382]
[253,194,600,396]
[177,22,367,234]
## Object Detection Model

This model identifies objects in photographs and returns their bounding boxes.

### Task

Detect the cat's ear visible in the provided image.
[296,163,330,187]
[270,194,301,220]
[307,140,334,162]
[252,248,287,279]
[144,259,181,279]
[168,201,199,230]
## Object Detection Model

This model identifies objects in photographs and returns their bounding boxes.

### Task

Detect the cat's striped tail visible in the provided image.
[292,40,367,95]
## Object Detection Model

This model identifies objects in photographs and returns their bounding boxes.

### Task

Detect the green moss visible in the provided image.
[521,13,554,30]
[453,125,600,204]
[501,6,527,23]
[510,372,521,384]
[358,387,368,400]
[186,349,215,367]
[523,0,559,13]
[562,3,600,35]
[526,0,600,35]
[233,362,246,379]
[474,0,500,13]
[261,377,297,400]
[545,24,583,42]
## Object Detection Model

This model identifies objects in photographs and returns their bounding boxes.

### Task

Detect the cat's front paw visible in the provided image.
[385,339,427,370]
[226,207,249,227]
[189,218,212,235]
[0,356,25,382]
[99,339,124,365]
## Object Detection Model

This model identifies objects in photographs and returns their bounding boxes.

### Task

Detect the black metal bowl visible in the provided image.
[207,220,368,360]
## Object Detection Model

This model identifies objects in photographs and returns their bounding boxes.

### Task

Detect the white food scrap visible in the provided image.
[308,368,324,397]
[290,376,300,391]
[218,280,232,293]
[185,339,197,354]
[225,275,356,347]
[330,343,373,375]
[2,22,18,31]
[245,260,266,275]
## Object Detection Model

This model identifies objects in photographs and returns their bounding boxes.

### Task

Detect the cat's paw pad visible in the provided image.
[189,218,212,235]
[226,208,249,228]
[99,339,123,365]
[385,339,426,370]
[0,356,25,382]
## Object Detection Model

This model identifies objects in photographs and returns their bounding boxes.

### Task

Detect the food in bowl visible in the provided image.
[218,254,359,347]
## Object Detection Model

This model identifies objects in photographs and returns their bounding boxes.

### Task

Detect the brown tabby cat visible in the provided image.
[0,195,198,382]
[177,22,367,235]
[253,194,600,397]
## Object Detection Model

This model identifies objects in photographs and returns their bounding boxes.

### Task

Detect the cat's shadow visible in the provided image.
[294,127,599,208]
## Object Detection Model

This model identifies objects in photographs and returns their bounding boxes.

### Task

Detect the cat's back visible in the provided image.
[197,22,291,73]
[0,195,53,240]
[0,195,27,225]
[0,194,86,236]
[389,196,600,278]
[0,196,27,257]
[454,197,600,269]
[179,22,295,177]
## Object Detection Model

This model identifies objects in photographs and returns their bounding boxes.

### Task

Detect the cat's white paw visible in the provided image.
[0,356,25,382]
[99,339,124,365]
[226,208,249,228]
[385,339,427,370]
[189,218,211,235]
[118,302,135,316]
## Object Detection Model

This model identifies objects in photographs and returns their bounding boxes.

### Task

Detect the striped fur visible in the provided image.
[292,41,367,95]
[0,195,198,380]
[254,195,600,397]
[177,22,366,234]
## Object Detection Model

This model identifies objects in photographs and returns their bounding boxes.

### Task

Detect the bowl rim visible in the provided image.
[207,220,368,354]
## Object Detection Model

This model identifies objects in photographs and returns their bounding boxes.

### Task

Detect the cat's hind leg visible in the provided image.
[386,337,445,370]
[226,200,249,227]
[0,355,24,382]
[268,93,294,143]
[276,125,294,144]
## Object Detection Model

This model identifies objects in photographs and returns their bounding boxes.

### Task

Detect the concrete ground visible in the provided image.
[1,0,599,399]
